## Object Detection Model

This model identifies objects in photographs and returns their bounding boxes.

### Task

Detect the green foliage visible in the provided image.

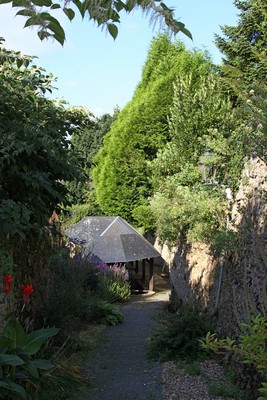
[210,230,240,256]
[0,318,59,399]
[46,258,128,329]
[229,87,267,168]
[99,278,131,303]
[0,43,92,240]
[208,382,246,399]
[93,35,213,222]
[38,369,88,400]
[84,300,123,326]
[148,303,213,362]
[201,314,267,400]
[131,204,157,232]
[66,113,115,205]
[258,383,267,400]
[214,0,267,175]
[151,182,226,247]
[149,72,246,248]
[215,0,267,89]
[0,245,14,276]
[152,73,236,189]
[62,199,102,229]
[47,260,101,326]
[95,262,131,303]
[0,0,192,44]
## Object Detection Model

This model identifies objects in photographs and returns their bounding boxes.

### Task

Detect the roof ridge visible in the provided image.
[100,216,119,236]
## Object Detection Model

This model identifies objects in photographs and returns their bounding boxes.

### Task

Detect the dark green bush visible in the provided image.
[148,303,214,361]
[84,300,123,326]
[47,260,101,326]
[46,258,128,328]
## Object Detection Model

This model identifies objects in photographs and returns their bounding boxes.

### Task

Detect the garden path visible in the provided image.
[84,273,170,400]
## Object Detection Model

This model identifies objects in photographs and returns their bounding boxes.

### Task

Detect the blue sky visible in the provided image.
[1,1,238,116]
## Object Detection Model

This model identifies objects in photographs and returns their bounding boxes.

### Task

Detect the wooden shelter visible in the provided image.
[65,216,161,291]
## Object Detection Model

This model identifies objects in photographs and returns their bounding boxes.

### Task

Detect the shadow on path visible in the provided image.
[84,275,170,400]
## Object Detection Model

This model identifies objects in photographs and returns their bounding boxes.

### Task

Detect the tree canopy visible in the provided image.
[66,112,116,205]
[0,41,93,239]
[150,73,237,245]
[215,0,267,92]
[215,0,267,163]
[92,35,212,222]
[0,0,192,44]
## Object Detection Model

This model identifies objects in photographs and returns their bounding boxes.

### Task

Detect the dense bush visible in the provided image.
[96,262,131,303]
[149,302,214,361]
[151,182,226,248]
[201,314,267,400]
[84,299,123,326]
[46,257,129,328]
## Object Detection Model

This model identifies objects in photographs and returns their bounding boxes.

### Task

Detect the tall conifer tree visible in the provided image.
[92,35,212,222]
[215,0,267,90]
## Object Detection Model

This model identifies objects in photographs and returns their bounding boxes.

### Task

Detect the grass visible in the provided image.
[208,382,248,399]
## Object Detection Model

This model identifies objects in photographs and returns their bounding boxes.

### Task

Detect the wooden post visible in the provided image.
[135,260,139,273]
[142,259,146,283]
[149,258,154,292]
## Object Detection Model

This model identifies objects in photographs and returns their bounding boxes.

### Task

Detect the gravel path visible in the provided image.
[78,271,236,400]
[161,360,235,400]
[85,290,170,400]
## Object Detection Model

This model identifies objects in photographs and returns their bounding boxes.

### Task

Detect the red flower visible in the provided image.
[3,274,12,295]
[22,284,34,304]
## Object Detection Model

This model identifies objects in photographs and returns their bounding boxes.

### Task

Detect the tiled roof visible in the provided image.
[65,216,160,263]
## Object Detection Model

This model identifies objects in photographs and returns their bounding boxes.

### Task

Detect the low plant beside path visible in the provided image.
[149,300,256,399]
[201,314,267,400]
[0,273,60,399]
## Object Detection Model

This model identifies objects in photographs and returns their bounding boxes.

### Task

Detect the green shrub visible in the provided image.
[151,183,226,247]
[0,318,59,399]
[208,382,247,399]
[201,314,267,400]
[47,260,102,327]
[62,202,100,228]
[132,204,157,232]
[99,278,131,303]
[84,300,123,326]
[149,303,213,361]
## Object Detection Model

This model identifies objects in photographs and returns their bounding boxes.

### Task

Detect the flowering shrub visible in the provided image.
[0,273,60,399]
[2,274,35,321]
[97,261,129,282]
[96,262,131,303]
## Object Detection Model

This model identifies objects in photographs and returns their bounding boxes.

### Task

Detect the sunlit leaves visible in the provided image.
[215,0,267,89]
[92,36,211,224]
[0,42,33,68]
[150,183,226,246]
[0,46,90,237]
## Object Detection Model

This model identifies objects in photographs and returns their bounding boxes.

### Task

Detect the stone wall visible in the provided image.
[156,156,267,337]
[217,157,267,337]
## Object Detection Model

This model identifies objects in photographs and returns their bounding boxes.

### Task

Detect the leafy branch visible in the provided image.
[200,315,267,400]
[0,0,192,44]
